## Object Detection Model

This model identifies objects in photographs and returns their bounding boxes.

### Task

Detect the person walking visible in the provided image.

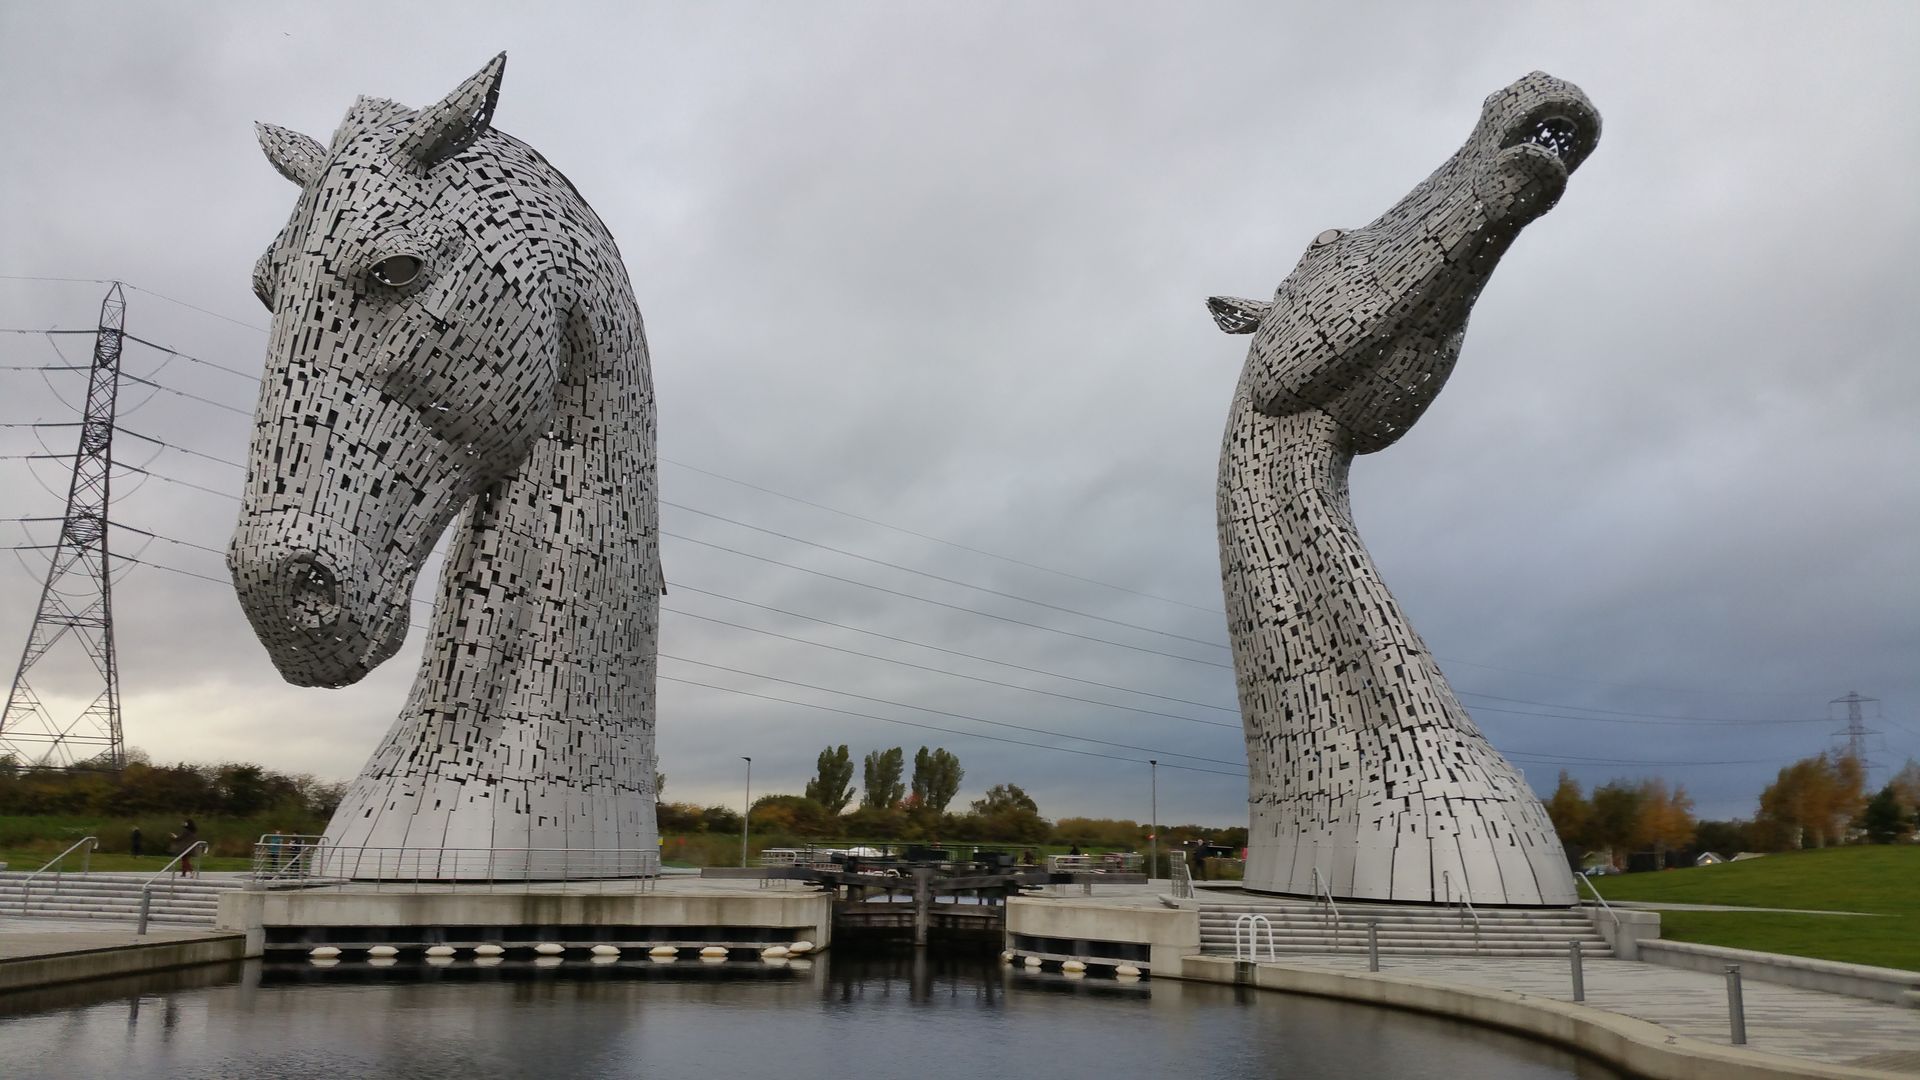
[176,818,200,878]
[129,826,143,858]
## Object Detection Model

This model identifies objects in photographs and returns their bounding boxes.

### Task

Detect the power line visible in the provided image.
[662,455,1220,614]
[664,605,1237,729]
[658,653,1241,766]
[667,499,1229,650]
[659,672,1247,778]
[665,529,1234,670]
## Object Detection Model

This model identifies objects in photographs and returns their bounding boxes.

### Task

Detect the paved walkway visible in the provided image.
[1274,954,1920,1074]
[0,914,230,962]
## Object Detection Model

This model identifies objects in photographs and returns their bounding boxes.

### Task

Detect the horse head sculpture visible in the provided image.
[1212,73,1599,905]
[230,55,661,877]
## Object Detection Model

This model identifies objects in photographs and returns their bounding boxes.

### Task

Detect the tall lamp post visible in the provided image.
[740,756,753,868]
[1149,759,1158,882]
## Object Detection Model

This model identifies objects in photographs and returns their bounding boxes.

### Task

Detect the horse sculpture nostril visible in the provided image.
[285,556,342,630]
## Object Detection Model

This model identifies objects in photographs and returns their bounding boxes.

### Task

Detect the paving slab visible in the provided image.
[1272,953,1920,1073]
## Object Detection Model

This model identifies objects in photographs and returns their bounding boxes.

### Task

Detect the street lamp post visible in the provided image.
[740,756,752,869]
[1149,759,1158,882]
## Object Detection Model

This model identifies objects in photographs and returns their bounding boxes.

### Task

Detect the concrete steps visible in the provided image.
[0,871,244,926]
[1195,894,1607,959]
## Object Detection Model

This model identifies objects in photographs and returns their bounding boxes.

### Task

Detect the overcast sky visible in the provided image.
[1,3,1915,827]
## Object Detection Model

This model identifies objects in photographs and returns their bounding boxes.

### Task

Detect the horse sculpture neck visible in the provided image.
[232,56,663,879]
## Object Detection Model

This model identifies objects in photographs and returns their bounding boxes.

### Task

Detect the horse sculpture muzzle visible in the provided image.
[229,507,413,688]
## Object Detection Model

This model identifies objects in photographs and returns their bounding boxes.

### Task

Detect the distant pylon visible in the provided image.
[1830,690,1880,773]
[1,283,127,768]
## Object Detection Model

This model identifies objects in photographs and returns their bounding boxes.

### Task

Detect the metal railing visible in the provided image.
[1046,852,1144,873]
[1309,867,1344,950]
[1576,871,1620,928]
[248,842,662,892]
[1439,870,1481,940]
[15,836,97,915]
[1233,913,1277,961]
[251,833,328,882]
[1169,850,1195,898]
[135,841,209,935]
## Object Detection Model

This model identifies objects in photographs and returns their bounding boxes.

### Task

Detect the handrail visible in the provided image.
[247,842,663,891]
[1576,871,1619,928]
[1233,913,1276,961]
[1170,850,1195,898]
[17,836,97,914]
[1440,870,1480,934]
[134,840,209,936]
[1309,867,1343,950]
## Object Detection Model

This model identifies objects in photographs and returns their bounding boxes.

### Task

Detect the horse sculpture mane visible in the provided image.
[229,55,661,878]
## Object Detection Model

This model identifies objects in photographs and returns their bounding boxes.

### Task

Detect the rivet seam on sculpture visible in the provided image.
[229,53,661,878]
[1211,72,1600,906]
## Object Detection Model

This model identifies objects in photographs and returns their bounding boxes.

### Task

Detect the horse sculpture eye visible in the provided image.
[370,254,423,288]
[1312,229,1345,247]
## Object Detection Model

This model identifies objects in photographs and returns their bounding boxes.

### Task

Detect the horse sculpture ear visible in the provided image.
[255,123,327,187]
[1207,296,1271,335]
[399,52,507,168]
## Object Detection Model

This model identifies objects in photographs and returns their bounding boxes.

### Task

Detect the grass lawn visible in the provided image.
[1588,846,1920,971]
[0,849,251,873]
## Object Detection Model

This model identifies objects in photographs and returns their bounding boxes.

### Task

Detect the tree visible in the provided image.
[1755,752,1867,849]
[861,747,905,811]
[1692,819,1752,856]
[1631,778,1696,857]
[1861,785,1911,844]
[1543,771,1592,853]
[964,783,1048,842]
[910,747,963,814]
[749,794,837,837]
[1587,780,1644,863]
[971,783,1039,815]
[1887,758,1920,819]
[805,745,856,814]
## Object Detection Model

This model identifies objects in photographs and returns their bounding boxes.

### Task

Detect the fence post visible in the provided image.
[136,888,151,936]
[1368,919,1380,972]
[1725,964,1747,1045]
[1568,939,1585,1002]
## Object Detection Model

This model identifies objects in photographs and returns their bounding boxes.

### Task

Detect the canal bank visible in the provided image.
[0,924,244,993]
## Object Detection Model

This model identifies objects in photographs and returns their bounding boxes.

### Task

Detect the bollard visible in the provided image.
[1367,920,1379,972]
[1725,964,1747,1045]
[1568,939,1585,1002]
[136,888,151,936]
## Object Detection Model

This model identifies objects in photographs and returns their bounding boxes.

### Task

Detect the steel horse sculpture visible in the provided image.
[230,54,661,878]
[1211,73,1600,905]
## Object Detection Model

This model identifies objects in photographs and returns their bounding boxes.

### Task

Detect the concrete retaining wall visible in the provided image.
[1641,939,1920,1007]
[1585,906,1661,960]
[0,935,244,994]
[1176,955,1901,1080]
[1004,898,1195,971]
[219,889,833,957]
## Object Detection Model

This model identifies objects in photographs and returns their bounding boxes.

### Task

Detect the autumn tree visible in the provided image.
[860,747,905,811]
[1755,752,1866,849]
[1631,778,1696,857]
[910,747,964,814]
[1543,771,1592,853]
[805,745,856,814]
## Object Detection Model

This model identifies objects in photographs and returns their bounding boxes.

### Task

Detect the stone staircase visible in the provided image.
[1196,892,1609,959]
[0,871,244,927]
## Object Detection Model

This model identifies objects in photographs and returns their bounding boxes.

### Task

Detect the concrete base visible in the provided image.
[1640,938,1920,1007]
[1175,955,1897,1080]
[1587,906,1661,960]
[0,932,245,994]
[218,883,832,957]
[1005,896,1196,972]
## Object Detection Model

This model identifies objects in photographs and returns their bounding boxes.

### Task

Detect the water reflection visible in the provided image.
[1,952,1618,1079]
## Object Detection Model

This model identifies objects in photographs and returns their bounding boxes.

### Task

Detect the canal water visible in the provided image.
[1,953,1620,1079]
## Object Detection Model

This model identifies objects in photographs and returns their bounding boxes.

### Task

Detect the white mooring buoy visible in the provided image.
[474,944,505,957]
[648,945,679,959]
[424,945,456,958]
[1115,964,1142,978]
[760,945,790,959]
[367,945,399,958]
[787,940,814,955]
[309,946,341,959]
[591,944,621,957]
[534,943,566,956]
[1061,960,1086,974]
[699,946,728,962]
[1022,956,1042,968]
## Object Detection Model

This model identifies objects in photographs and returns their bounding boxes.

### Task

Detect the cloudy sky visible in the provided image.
[1,3,1915,826]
